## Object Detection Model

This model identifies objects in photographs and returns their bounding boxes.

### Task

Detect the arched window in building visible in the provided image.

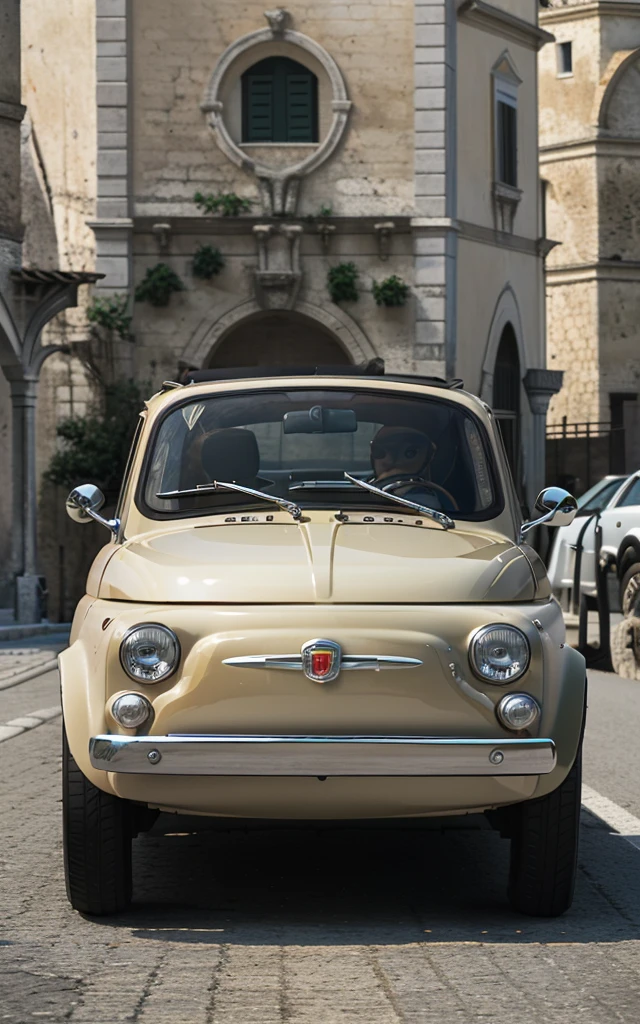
[242,57,319,143]
[493,323,522,495]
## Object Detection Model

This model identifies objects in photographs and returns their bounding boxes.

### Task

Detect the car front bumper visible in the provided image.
[89,734,557,777]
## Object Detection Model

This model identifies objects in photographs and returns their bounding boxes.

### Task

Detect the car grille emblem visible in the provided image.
[302,639,341,683]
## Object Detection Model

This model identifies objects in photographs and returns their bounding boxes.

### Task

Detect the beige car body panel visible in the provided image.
[60,376,586,819]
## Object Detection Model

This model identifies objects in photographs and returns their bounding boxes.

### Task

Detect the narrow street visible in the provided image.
[1,652,640,1023]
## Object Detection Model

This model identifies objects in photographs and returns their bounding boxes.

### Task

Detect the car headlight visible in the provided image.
[120,624,180,683]
[469,625,530,684]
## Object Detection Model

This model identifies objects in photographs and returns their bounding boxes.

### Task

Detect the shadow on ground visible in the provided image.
[92,807,640,946]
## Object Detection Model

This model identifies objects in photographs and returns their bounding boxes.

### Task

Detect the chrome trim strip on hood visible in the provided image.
[222,654,423,671]
[89,734,556,776]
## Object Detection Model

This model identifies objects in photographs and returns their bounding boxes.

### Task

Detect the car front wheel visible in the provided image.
[63,727,132,915]
[507,749,581,917]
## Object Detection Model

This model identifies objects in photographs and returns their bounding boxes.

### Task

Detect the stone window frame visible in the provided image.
[200,13,351,216]
[491,51,523,232]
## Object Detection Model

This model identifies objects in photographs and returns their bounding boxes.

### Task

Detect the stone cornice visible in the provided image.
[131,215,414,236]
[541,1,640,25]
[540,135,640,162]
[457,0,555,50]
[546,259,640,283]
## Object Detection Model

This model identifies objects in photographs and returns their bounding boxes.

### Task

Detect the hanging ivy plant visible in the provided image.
[372,274,410,308]
[193,190,254,217]
[134,263,185,307]
[327,262,359,304]
[192,244,225,280]
[86,294,132,340]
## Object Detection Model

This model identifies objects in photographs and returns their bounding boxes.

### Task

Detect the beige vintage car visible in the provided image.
[60,370,585,918]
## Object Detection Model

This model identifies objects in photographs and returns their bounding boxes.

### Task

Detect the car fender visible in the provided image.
[616,531,640,579]
[532,643,587,800]
[59,641,113,795]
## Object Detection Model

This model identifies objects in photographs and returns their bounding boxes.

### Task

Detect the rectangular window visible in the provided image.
[557,41,573,77]
[496,98,517,187]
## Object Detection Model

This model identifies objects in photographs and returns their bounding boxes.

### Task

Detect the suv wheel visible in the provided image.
[507,749,581,917]
[63,728,132,915]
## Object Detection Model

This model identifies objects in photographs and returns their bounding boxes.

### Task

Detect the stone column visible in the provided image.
[524,368,564,505]
[7,373,40,622]
[412,0,457,378]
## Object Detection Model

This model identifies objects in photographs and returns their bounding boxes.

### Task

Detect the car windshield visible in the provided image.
[141,388,501,520]
[576,476,626,514]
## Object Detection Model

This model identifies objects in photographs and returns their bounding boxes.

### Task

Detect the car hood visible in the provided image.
[97,518,536,603]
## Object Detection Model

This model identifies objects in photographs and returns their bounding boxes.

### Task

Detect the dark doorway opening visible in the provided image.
[206,311,353,369]
[493,323,522,499]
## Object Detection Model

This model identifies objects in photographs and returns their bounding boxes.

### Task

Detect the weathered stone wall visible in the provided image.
[541,3,640,449]
[131,0,415,219]
[546,279,599,425]
[131,222,416,382]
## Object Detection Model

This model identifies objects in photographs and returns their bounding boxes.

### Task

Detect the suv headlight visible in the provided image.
[469,625,530,684]
[120,624,180,683]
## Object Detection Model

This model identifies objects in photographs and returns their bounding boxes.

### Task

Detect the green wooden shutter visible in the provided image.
[285,73,317,142]
[242,57,318,143]
[244,74,274,141]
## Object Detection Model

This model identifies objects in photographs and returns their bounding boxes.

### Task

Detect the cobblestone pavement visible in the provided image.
[1,663,640,1023]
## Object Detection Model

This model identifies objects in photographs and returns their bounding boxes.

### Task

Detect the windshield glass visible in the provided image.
[141,388,501,520]
[576,476,626,514]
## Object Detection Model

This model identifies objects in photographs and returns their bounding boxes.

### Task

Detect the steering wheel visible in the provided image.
[379,475,459,511]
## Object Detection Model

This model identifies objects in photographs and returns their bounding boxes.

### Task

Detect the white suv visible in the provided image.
[547,474,631,606]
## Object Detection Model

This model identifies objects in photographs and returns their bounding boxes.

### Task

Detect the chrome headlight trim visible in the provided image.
[119,623,181,684]
[469,624,530,684]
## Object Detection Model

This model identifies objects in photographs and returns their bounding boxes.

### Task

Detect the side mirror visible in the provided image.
[66,484,120,536]
[519,486,577,542]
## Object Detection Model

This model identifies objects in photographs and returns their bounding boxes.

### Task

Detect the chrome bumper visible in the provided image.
[89,734,557,776]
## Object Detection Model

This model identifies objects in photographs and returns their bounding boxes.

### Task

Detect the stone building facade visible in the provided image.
[90,0,554,507]
[2,0,555,614]
[540,0,640,451]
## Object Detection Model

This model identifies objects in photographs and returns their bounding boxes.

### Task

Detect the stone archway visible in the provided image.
[182,298,377,369]
[206,309,352,368]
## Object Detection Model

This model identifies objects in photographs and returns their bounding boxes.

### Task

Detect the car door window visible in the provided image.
[616,477,640,508]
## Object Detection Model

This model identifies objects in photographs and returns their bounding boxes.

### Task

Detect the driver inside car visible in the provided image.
[369,425,458,511]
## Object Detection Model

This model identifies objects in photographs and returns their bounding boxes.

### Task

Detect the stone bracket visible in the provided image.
[374,222,396,261]
[253,223,303,309]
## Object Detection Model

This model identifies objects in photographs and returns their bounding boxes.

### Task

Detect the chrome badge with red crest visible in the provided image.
[301,639,342,683]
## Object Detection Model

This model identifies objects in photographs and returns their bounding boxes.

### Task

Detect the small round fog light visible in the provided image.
[496,693,540,731]
[111,693,152,729]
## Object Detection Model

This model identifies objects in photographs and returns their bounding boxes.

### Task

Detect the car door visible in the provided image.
[600,474,640,558]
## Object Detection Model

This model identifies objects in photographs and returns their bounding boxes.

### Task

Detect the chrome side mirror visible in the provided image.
[66,484,120,536]
[519,486,577,543]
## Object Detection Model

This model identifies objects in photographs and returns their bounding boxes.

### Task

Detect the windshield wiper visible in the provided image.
[343,472,455,530]
[156,481,303,521]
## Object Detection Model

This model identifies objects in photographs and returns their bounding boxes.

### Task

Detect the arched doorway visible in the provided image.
[493,323,522,497]
[206,310,352,368]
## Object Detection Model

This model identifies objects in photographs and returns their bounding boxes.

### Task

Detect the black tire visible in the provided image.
[63,727,132,915]
[507,749,581,917]
[620,561,640,618]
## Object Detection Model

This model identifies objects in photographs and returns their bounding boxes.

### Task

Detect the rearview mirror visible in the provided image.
[283,406,357,434]
[519,486,577,541]
[66,483,120,536]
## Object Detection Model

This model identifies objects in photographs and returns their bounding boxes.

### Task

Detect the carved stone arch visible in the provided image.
[479,284,526,402]
[598,47,640,134]
[200,12,351,214]
[181,298,377,368]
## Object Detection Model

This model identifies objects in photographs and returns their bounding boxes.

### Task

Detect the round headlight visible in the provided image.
[470,625,530,683]
[111,693,153,729]
[497,693,540,731]
[120,624,180,683]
